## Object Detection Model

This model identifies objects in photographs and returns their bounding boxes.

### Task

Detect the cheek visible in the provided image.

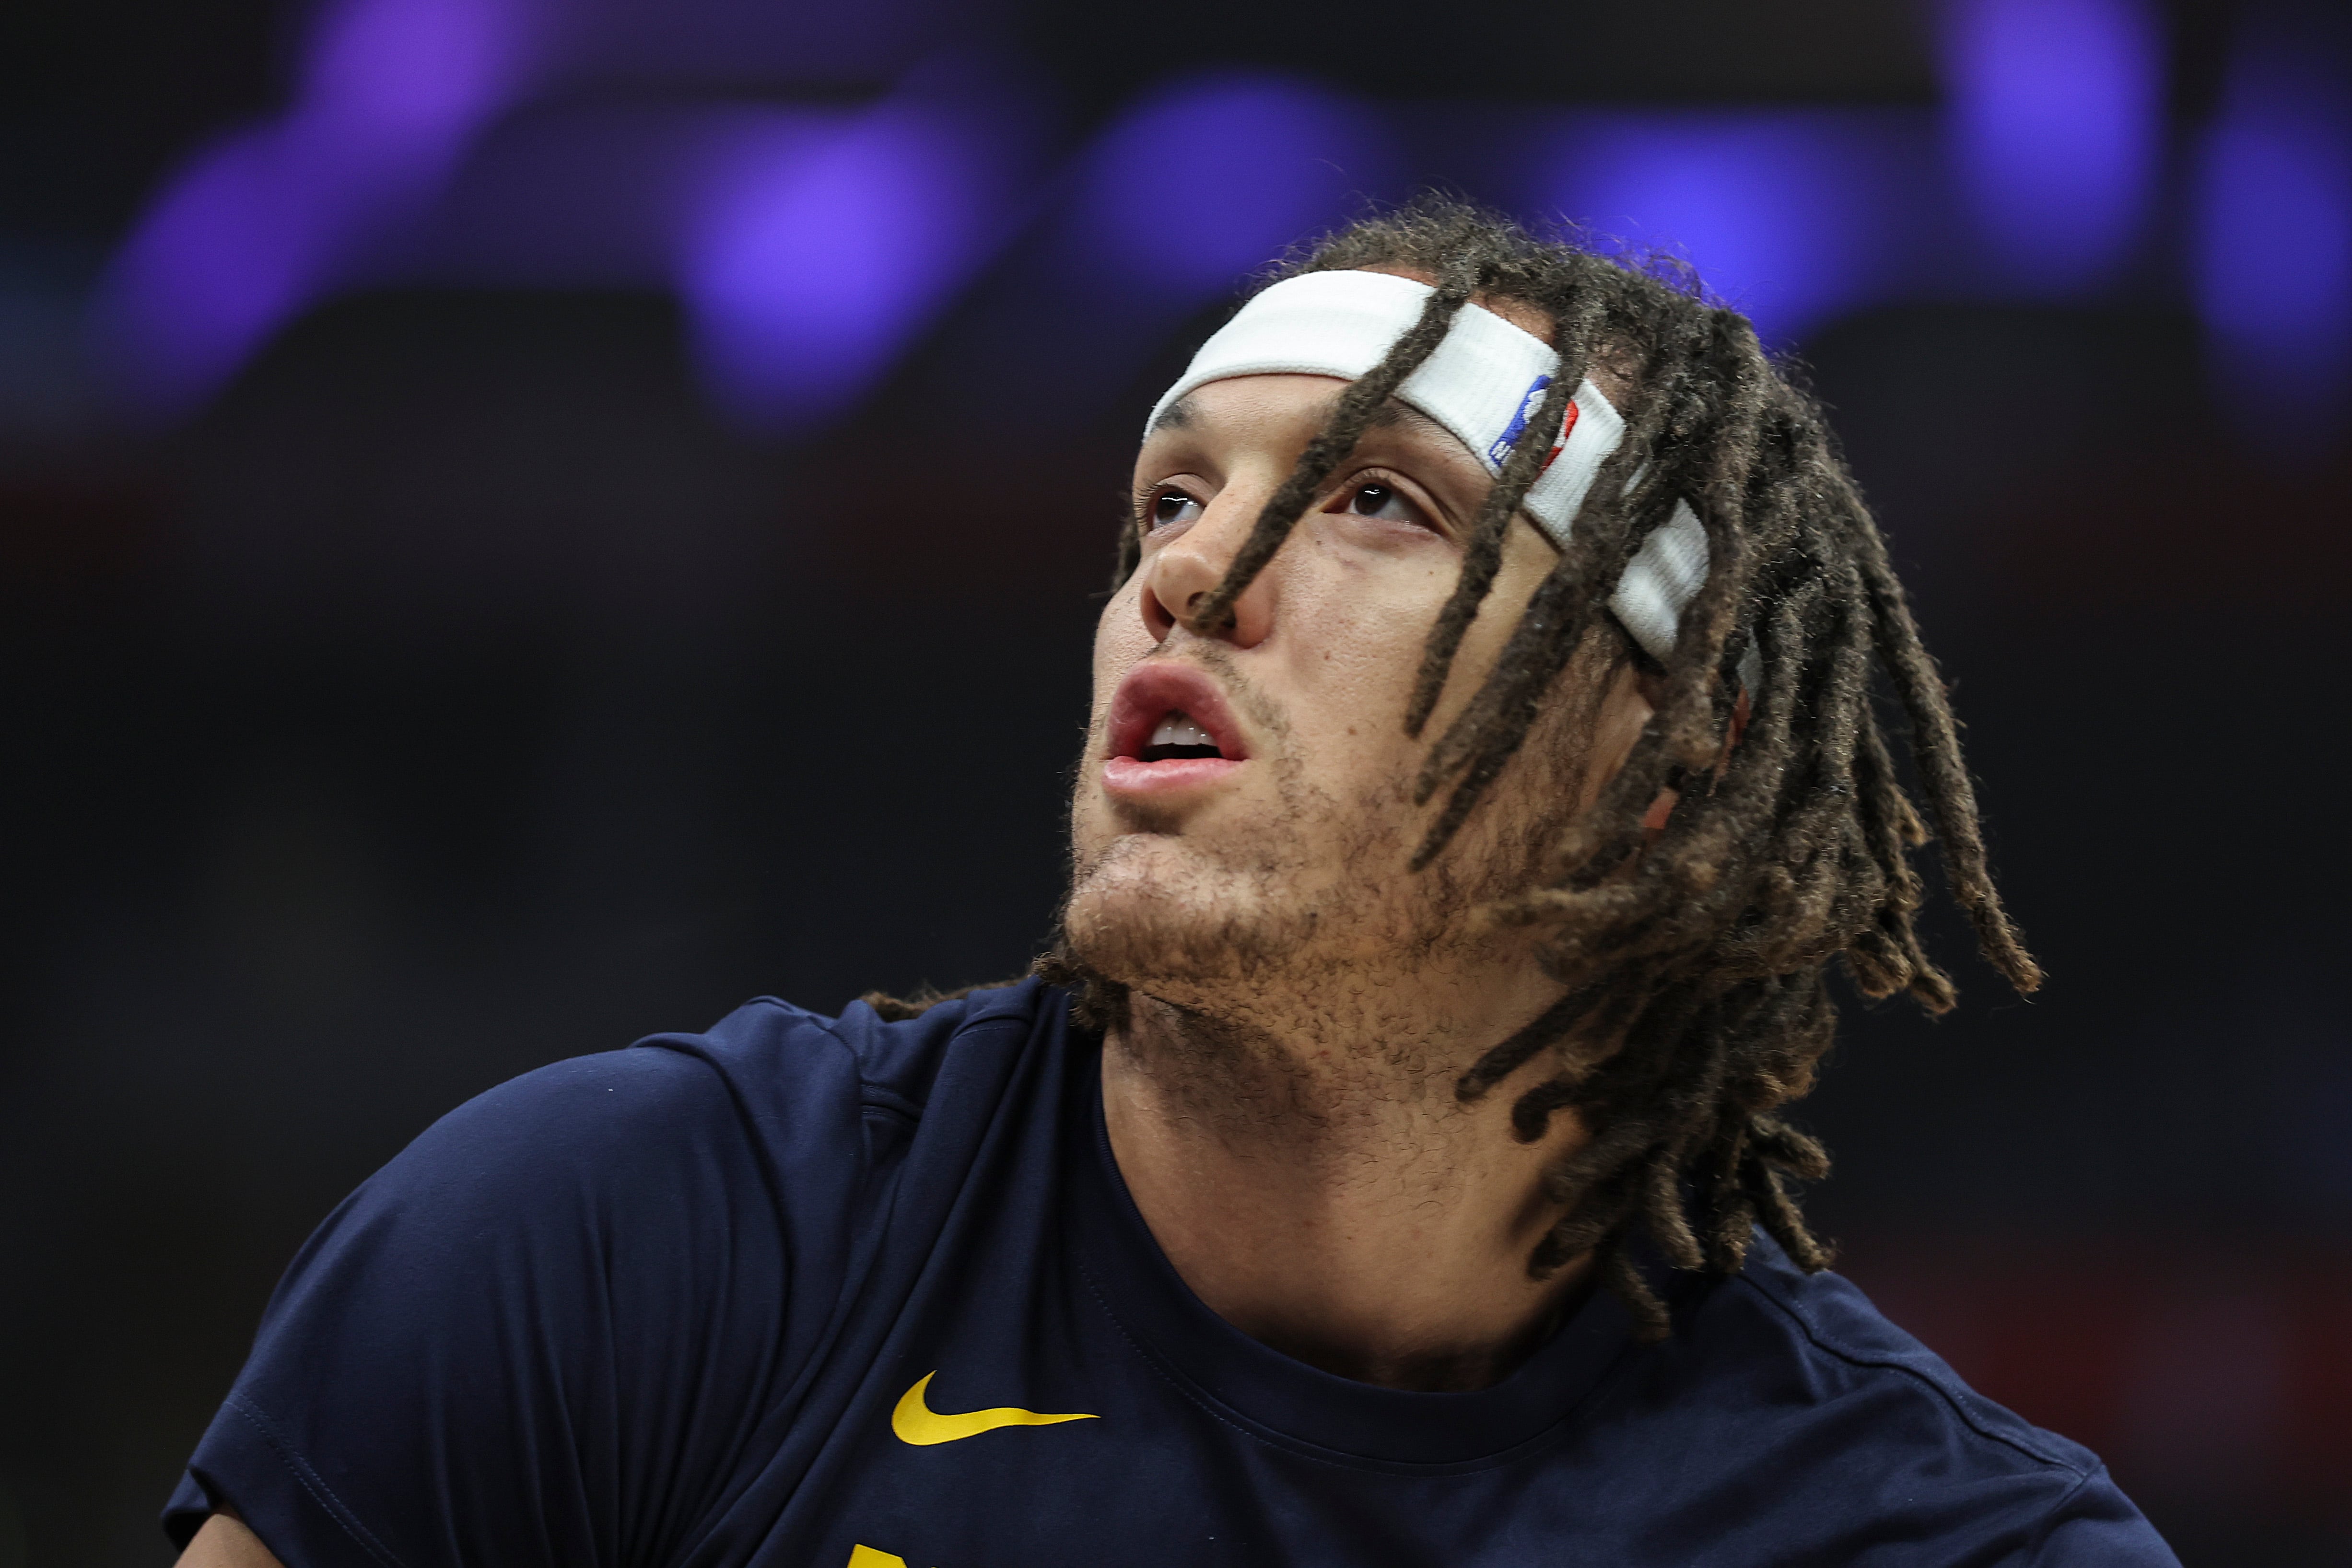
[1435,529,1556,695]
[1307,540,1457,678]
[1089,584,1152,725]
[1276,570,1440,750]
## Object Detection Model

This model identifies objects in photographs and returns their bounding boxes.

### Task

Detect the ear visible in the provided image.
[1639,683,1752,837]
[1640,787,1678,836]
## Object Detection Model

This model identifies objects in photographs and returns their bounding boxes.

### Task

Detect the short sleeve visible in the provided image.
[166,1011,870,1568]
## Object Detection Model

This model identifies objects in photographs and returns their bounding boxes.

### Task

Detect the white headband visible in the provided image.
[1147,269,1713,671]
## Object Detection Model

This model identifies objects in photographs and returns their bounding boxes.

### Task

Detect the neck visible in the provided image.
[1099,977,1593,1392]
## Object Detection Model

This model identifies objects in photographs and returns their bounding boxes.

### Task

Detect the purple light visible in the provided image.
[2192,15,2352,449]
[99,124,352,417]
[678,102,1015,430]
[1941,0,2163,291]
[305,0,522,143]
[1077,72,1391,298]
[1531,113,1896,345]
[96,0,527,418]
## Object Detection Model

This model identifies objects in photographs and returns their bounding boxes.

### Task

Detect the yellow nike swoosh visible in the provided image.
[889,1372,1097,1446]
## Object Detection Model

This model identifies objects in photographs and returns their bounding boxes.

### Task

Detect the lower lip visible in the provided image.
[1102,756,1242,796]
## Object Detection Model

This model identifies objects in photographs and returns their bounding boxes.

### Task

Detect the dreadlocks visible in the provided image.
[1037,197,2041,1340]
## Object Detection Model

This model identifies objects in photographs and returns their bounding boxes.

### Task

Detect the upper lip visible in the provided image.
[1108,661,1251,762]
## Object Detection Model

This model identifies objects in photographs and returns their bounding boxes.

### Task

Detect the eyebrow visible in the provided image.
[1147,396,1196,434]
[1359,397,1454,444]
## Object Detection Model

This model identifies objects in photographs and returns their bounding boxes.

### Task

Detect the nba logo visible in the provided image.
[1486,375,1577,471]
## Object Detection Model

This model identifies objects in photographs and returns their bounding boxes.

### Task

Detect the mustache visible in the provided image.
[1156,639,1290,750]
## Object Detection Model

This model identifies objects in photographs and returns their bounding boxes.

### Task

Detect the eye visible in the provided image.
[1334,481,1429,527]
[1148,488,1203,529]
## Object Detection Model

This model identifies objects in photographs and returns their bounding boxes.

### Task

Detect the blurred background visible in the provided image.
[1,0,2349,1560]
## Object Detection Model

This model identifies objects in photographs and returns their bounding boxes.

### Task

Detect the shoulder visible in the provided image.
[170,980,1086,1564]
[1617,1236,2178,1565]
[276,977,1074,1309]
[399,976,1070,1192]
[624,977,1072,1159]
[1712,1238,2097,1473]
[640,975,1066,1104]
[786,977,1073,1113]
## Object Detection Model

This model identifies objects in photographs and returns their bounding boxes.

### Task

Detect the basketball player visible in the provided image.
[169,201,2175,1567]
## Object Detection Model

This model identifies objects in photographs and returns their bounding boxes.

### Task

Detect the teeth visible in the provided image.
[1149,712,1217,750]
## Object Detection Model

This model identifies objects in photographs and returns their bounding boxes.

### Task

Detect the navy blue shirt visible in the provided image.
[167,979,2175,1567]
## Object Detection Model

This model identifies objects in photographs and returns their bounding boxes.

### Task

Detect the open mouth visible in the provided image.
[1137,712,1227,762]
[1104,662,1249,797]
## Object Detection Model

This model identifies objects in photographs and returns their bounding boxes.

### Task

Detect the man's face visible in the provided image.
[1064,353,1653,1020]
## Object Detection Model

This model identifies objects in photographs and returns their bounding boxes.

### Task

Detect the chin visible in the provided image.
[1061,830,1319,999]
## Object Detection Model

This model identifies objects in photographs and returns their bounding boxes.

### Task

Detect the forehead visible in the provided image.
[1143,376,1475,463]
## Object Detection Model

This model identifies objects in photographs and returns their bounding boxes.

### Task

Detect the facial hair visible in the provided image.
[1061,638,1594,1049]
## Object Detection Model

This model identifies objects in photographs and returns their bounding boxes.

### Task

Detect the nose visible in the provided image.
[1139,488,1278,649]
